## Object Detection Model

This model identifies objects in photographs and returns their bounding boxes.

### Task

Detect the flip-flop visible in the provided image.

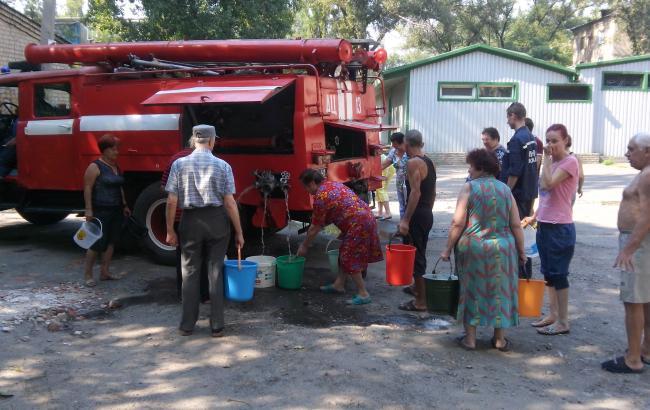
[456,335,475,351]
[601,356,644,374]
[85,279,96,287]
[537,325,570,336]
[398,300,427,312]
[381,216,393,221]
[320,284,345,294]
[100,275,118,281]
[530,319,556,328]
[346,294,371,305]
[402,286,416,296]
[491,337,512,352]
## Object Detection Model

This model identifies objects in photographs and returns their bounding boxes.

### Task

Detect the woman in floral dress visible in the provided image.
[297,169,383,305]
[441,149,526,351]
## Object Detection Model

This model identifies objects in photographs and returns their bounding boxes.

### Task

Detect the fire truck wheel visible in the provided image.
[16,210,69,225]
[133,182,175,266]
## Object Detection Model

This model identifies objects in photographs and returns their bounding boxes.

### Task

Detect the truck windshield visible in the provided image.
[185,83,295,154]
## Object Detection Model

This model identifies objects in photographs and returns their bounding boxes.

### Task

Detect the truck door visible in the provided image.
[20,80,77,190]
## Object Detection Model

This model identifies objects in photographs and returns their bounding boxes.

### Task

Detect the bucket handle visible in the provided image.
[388,232,413,251]
[325,239,340,253]
[432,257,454,280]
[87,217,103,233]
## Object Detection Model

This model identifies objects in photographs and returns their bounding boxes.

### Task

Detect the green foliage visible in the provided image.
[85,0,294,41]
[602,158,615,165]
[62,0,84,17]
[292,0,401,40]
[400,0,602,65]
[23,0,42,22]
[612,0,650,54]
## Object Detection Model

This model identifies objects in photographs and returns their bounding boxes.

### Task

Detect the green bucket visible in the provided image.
[276,255,306,290]
[423,258,459,317]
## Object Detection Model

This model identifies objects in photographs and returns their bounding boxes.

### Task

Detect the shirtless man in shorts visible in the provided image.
[602,132,650,374]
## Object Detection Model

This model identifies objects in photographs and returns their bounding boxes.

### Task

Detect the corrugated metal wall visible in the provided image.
[581,61,650,157]
[407,51,595,153]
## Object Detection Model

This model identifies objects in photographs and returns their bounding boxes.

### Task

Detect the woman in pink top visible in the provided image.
[522,124,579,336]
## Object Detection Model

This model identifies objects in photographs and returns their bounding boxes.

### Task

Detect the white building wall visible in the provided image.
[580,60,650,157]
[407,51,595,153]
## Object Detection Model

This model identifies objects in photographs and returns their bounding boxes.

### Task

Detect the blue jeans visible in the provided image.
[396,180,406,219]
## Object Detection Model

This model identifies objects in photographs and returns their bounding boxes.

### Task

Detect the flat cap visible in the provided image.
[192,124,218,140]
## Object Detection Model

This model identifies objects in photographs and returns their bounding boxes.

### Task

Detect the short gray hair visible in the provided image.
[405,129,424,148]
[632,132,650,149]
[192,124,217,144]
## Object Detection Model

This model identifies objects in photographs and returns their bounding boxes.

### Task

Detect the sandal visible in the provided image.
[402,286,416,296]
[456,335,475,351]
[398,300,427,312]
[84,278,96,287]
[100,275,118,281]
[537,325,570,336]
[601,356,644,374]
[320,284,345,294]
[491,337,512,352]
[211,327,225,338]
[346,294,371,305]
[531,318,556,328]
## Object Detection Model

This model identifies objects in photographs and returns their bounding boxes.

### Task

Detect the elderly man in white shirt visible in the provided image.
[165,124,244,338]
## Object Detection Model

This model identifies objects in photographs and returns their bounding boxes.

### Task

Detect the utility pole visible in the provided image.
[40,0,56,45]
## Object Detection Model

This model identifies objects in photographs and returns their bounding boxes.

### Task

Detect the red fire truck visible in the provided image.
[0,39,393,264]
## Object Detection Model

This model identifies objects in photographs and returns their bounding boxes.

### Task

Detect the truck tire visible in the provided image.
[16,210,69,225]
[133,182,175,266]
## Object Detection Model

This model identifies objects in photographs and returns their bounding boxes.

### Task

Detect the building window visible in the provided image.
[438,82,516,101]
[34,83,71,117]
[602,72,646,90]
[478,84,516,100]
[547,84,591,102]
[439,83,475,99]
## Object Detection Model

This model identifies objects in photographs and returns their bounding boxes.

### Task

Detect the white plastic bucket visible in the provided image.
[73,218,103,249]
[326,239,339,275]
[523,226,539,258]
[245,255,276,288]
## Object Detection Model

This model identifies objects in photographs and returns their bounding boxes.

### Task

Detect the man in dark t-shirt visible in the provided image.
[505,103,538,279]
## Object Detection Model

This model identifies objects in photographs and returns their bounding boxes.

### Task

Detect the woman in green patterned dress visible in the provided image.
[441,149,526,351]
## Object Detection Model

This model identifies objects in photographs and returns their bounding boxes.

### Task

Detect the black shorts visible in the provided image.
[405,207,433,278]
[90,206,123,252]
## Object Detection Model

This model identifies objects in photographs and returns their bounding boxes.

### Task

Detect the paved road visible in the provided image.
[1,163,648,409]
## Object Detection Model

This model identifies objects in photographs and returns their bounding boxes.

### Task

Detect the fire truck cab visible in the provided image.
[0,39,393,264]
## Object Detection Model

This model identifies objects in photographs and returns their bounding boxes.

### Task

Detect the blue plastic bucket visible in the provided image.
[224,260,257,302]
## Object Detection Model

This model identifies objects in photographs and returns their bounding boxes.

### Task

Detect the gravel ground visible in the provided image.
[1,163,649,409]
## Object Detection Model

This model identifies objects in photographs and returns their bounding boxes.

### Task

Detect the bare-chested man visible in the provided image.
[602,132,650,374]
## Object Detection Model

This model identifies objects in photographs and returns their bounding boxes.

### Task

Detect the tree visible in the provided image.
[85,0,295,41]
[23,0,42,22]
[292,0,402,41]
[62,0,83,17]
[612,0,650,54]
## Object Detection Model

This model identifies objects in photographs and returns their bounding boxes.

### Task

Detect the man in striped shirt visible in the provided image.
[165,124,244,338]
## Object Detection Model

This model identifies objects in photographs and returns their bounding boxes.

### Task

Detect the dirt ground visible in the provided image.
[1,163,649,409]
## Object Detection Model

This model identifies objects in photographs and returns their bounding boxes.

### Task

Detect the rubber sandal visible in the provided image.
[178,329,193,336]
[381,216,393,220]
[100,275,118,281]
[84,279,96,287]
[346,294,371,305]
[402,286,416,296]
[601,356,644,374]
[320,284,345,294]
[491,337,512,352]
[398,300,427,312]
[530,319,555,328]
[456,335,475,351]
[537,325,570,336]
[211,327,225,338]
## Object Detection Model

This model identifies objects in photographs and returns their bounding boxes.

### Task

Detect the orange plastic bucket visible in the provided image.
[385,235,416,286]
[518,279,545,317]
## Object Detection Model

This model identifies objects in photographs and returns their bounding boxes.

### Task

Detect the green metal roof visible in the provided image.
[576,54,650,69]
[383,44,578,80]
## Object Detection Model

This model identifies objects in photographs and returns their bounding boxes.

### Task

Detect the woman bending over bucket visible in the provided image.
[296,169,383,305]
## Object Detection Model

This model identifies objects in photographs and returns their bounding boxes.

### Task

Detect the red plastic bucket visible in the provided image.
[385,235,416,286]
